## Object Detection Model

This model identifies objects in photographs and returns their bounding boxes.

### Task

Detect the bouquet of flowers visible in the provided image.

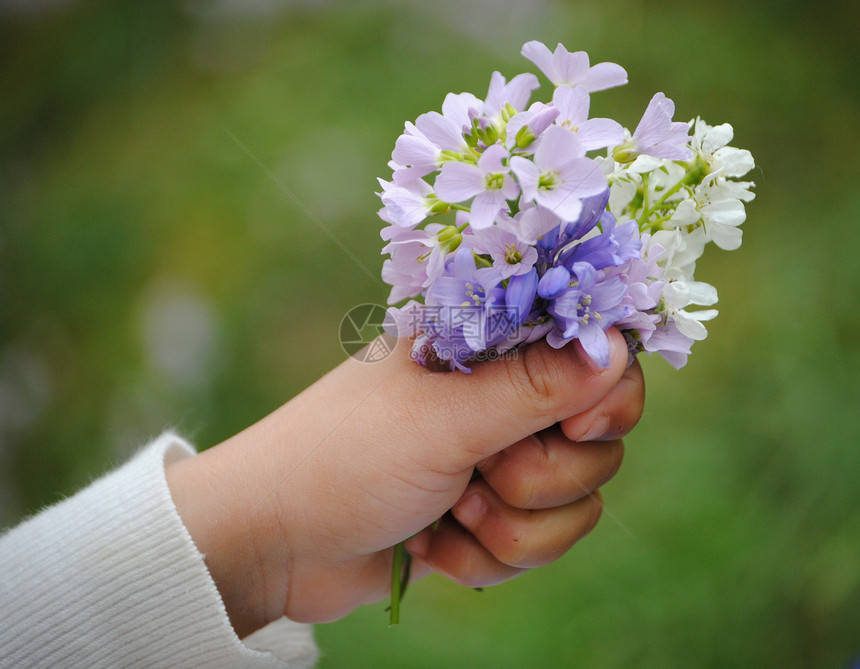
[377,41,754,623]
[378,40,755,374]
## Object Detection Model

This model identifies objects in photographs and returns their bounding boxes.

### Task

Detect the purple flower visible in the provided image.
[441,91,484,133]
[505,103,561,151]
[425,247,506,353]
[385,299,425,339]
[414,110,469,153]
[619,93,693,162]
[544,262,630,368]
[606,247,666,360]
[434,143,519,229]
[377,39,752,376]
[390,108,473,184]
[483,71,540,119]
[535,189,609,264]
[559,216,641,270]
[505,268,539,326]
[380,224,446,304]
[391,122,444,182]
[393,247,526,372]
[521,41,627,92]
[377,177,435,228]
[643,320,694,369]
[552,85,625,151]
[510,125,606,222]
[503,204,563,246]
[471,225,538,278]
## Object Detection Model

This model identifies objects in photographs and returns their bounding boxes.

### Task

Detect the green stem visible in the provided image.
[640,173,650,222]
[637,173,687,230]
[652,179,686,210]
[389,541,412,626]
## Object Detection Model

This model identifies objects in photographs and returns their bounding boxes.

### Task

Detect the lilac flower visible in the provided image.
[434,143,519,229]
[377,177,435,228]
[497,318,554,356]
[513,204,563,246]
[607,239,666,359]
[643,320,694,369]
[552,85,624,151]
[385,299,425,339]
[510,125,606,222]
[441,91,484,133]
[414,110,470,154]
[505,103,560,151]
[391,123,445,182]
[483,71,540,119]
[521,41,627,91]
[380,224,446,304]
[377,40,754,377]
[391,108,473,184]
[471,225,538,278]
[614,93,692,164]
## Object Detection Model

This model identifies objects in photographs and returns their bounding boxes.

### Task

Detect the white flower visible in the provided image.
[669,179,753,251]
[661,279,718,341]
[691,119,755,178]
[649,227,708,281]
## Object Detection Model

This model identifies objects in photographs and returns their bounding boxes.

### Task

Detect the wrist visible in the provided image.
[165,445,290,638]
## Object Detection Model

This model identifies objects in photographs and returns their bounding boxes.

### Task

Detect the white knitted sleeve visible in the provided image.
[0,433,318,669]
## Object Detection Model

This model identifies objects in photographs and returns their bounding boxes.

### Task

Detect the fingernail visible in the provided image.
[453,493,486,530]
[578,415,610,442]
[575,342,608,375]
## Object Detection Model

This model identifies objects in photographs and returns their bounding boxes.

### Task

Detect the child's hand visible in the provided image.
[166,328,644,636]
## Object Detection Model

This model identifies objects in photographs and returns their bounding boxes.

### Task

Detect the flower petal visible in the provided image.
[435,162,484,203]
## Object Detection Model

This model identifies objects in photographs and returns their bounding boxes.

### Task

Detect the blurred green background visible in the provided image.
[2,0,859,666]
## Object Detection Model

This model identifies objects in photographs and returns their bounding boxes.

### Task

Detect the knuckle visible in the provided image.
[504,477,540,510]
[621,361,646,427]
[494,456,545,510]
[582,492,604,536]
[601,439,625,482]
[483,438,551,510]
[506,344,566,423]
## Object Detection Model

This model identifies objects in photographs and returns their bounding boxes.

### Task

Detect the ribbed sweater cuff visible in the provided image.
[0,433,317,668]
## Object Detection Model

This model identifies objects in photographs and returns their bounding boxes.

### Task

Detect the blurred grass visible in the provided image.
[2,0,859,667]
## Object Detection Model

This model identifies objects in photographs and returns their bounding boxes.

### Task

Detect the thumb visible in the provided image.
[317,328,631,475]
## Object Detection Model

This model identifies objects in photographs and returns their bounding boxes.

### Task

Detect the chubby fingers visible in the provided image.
[401,357,643,587]
[405,479,604,585]
[474,358,641,510]
[560,356,645,443]
[477,426,624,509]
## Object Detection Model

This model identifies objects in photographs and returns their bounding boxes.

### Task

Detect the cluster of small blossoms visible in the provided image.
[378,40,755,372]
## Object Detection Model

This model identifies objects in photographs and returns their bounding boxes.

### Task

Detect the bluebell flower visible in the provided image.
[545,262,630,368]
